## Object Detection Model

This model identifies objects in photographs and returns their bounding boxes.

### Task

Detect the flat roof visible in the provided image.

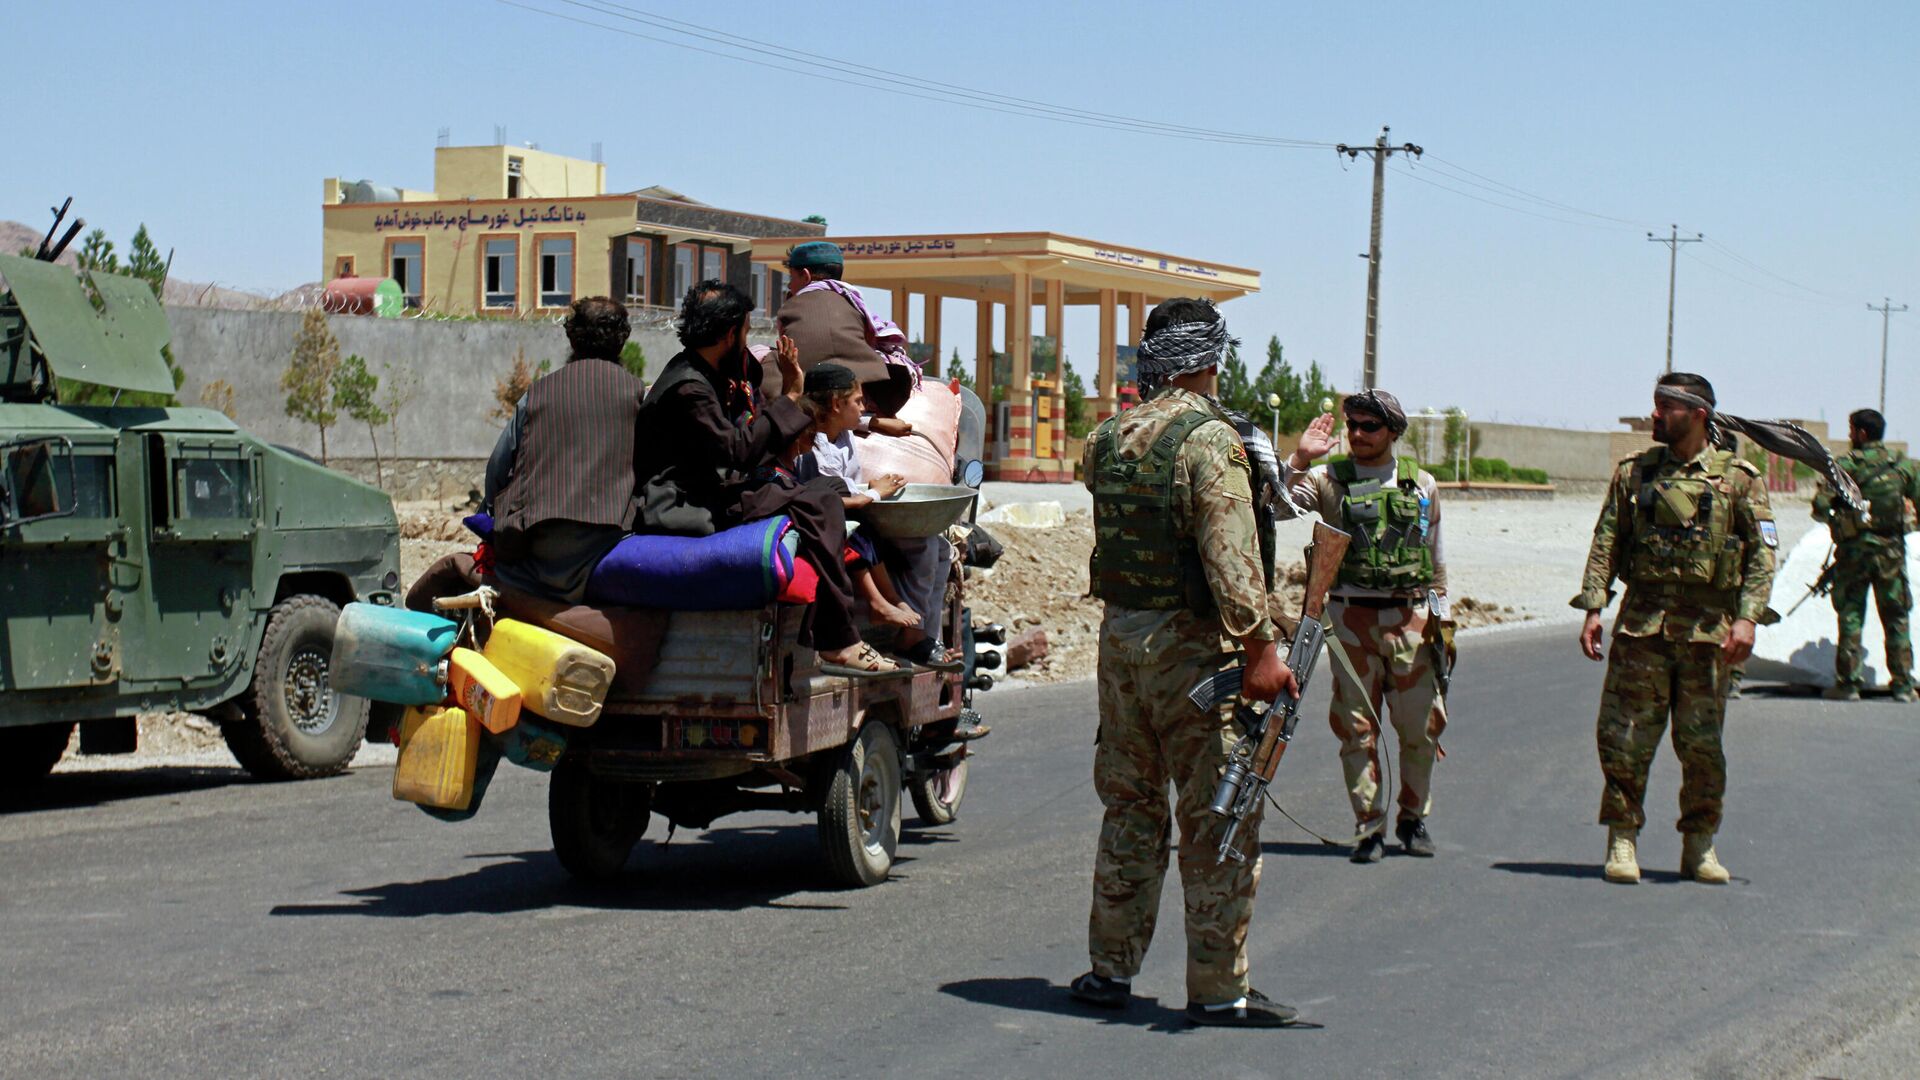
[748,231,1259,305]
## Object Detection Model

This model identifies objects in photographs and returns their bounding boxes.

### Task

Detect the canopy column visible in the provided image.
[923,293,942,375]
[1043,277,1066,466]
[1007,269,1033,466]
[891,286,911,341]
[1096,287,1118,422]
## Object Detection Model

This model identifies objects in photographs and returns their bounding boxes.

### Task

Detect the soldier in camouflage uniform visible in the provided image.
[1811,408,1920,702]
[1283,390,1453,863]
[1068,298,1302,1029]
[1575,373,1778,885]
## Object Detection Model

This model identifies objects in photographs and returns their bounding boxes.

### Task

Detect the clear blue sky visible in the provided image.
[9,1,1916,438]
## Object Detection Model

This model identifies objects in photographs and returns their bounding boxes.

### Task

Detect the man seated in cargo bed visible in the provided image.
[633,280,903,678]
[485,297,647,604]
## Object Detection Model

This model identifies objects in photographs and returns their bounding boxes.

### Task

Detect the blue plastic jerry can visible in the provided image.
[331,603,459,705]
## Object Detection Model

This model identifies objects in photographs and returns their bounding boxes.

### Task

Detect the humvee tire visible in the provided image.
[549,757,650,882]
[0,721,76,788]
[221,595,367,780]
[819,721,902,887]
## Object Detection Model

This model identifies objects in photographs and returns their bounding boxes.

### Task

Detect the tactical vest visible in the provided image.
[1089,406,1265,613]
[1621,448,1746,591]
[1828,446,1913,541]
[1332,456,1435,591]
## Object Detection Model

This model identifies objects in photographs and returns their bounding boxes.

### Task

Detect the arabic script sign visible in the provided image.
[838,238,959,256]
[1090,247,1223,280]
[371,205,592,232]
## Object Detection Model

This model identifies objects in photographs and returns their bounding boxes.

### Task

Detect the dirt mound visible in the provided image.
[965,511,1514,684]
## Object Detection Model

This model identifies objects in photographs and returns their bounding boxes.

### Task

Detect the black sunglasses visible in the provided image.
[1345,418,1387,433]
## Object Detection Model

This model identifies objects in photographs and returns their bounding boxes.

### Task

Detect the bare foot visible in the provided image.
[878,602,920,629]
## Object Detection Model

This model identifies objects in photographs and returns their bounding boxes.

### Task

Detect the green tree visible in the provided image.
[946,346,974,393]
[1062,361,1091,439]
[332,354,389,487]
[379,360,419,462]
[803,214,828,227]
[74,229,119,274]
[283,309,342,463]
[124,226,167,296]
[1217,340,1256,415]
[619,340,647,382]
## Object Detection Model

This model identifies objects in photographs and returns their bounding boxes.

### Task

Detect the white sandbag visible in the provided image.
[1750,526,1920,687]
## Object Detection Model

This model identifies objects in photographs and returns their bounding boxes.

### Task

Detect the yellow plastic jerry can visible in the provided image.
[448,647,523,735]
[392,705,482,810]
[481,619,616,728]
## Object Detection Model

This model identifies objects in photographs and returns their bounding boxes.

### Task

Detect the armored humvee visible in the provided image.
[0,245,400,787]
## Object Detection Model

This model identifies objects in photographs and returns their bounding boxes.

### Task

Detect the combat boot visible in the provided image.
[1891,684,1917,703]
[1603,827,1640,884]
[1681,834,1731,884]
[1821,684,1861,701]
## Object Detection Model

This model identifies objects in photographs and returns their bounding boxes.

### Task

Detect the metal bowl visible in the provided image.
[858,484,978,539]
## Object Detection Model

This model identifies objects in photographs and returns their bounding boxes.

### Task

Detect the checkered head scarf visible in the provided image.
[1654,376,1865,514]
[1136,302,1239,398]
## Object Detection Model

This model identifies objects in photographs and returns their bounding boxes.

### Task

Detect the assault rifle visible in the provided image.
[1188,519,1352,864]
[1784,545,1838,618]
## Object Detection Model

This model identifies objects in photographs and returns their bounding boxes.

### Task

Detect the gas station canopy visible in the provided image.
[751,232,1260,482]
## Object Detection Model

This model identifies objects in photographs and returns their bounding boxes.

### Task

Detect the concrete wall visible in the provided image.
[167,305,691,462]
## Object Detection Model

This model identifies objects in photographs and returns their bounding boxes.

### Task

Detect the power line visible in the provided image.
[1390,162,1632,232]
[1419,153,1649,227]
[500,0,1340,149]
[561,0,1336,148]
[1702,237,1855,302]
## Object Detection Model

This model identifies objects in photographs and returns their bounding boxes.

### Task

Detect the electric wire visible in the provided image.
[501,0,1339,149]
[557,0,1338,148]
[501,0,1876,308]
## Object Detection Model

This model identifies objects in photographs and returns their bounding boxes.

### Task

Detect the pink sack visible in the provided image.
[852,380,962,485]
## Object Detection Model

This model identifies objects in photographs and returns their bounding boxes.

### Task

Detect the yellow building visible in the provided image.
[323,144,822,317]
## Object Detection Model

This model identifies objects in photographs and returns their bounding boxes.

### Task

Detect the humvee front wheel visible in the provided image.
[818,721,903,887]
[221,594,368,781]
[0,721,76,789]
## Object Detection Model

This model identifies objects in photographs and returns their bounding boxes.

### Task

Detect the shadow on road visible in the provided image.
[267,823,928,917]
[1,765,254,815]
[940,977,1195,1033]
[1490,860,1688,884]
[1261,840,1354,858]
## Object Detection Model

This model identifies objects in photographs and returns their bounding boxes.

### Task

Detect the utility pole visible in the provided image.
[1868,297,1908,414]
[1646,225,1703,373]
[1338,126,1422,390]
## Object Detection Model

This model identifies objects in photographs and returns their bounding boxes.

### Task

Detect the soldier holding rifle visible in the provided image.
[1069,298,1302,1028]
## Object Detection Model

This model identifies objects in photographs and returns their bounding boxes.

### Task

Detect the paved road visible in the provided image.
[3,624,1917,1079]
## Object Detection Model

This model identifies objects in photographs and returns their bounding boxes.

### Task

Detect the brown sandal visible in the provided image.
[820,642,910,679]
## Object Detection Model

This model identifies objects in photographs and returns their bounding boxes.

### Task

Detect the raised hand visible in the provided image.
[1290,412,1337,469]
[776,334,803,398]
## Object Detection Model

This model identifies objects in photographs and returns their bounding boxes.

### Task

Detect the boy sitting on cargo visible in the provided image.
[635,281,902,677]
[795,364,961,670]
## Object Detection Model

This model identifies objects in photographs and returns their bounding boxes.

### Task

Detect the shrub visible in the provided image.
[1469,457,1512,482]
[1513,466,1549,485]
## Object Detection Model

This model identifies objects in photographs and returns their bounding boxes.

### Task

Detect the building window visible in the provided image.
[701,246,726,283]
[507,156,523,199]
[483,238,517,310]
[539,236,574,308]
[673,243,697,304]
[334,255,355,279]
[388,239,423,308]
[750,264,769,314]
[625,239,652,306]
